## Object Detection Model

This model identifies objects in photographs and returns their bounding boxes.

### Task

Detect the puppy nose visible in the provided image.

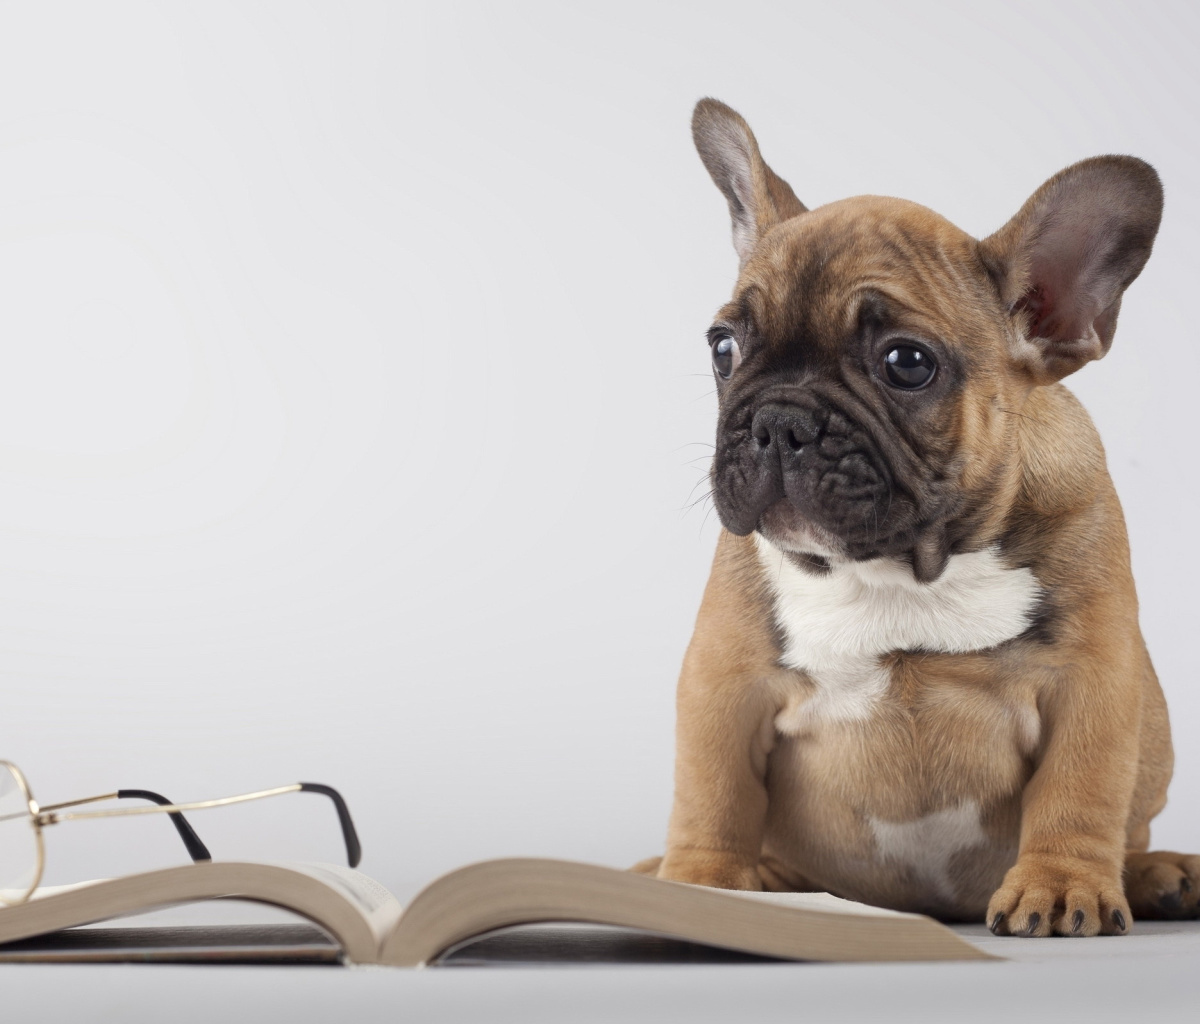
[751,403,823,453]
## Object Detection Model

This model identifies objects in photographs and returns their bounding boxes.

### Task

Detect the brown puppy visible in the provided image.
[643,99,1199,936]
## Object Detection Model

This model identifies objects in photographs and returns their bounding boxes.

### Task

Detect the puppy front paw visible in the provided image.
[657,848,763,890]
[986,856,1129,937]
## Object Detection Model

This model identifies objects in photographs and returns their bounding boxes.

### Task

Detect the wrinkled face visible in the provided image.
[708,197,1020,580]
[692,102,1160,581]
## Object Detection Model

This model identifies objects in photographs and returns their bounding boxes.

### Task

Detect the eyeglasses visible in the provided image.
[0,760,361,906]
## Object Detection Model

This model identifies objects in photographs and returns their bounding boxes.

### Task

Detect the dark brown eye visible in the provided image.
[712,335,741,379]
[883,345,936,389]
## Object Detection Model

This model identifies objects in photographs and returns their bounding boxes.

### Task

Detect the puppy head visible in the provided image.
[694,98,1162,581]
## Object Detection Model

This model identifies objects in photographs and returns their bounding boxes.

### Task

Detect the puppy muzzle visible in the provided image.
[713,397,896,555]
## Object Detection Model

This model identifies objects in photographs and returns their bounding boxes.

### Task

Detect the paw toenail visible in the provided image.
[989,912,1005,935]
[1024,912,1041,935]
[1072,909,1085,934]
[1112,909,1127,931]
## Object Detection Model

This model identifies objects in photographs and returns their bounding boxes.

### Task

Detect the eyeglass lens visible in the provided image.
[0,764,41,904]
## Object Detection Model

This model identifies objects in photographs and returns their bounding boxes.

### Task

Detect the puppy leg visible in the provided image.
[657,534,786,891]
[658,663,779,889]
[986,654,1140,937]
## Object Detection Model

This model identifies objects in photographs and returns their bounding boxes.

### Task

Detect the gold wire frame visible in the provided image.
[0,760,322,907]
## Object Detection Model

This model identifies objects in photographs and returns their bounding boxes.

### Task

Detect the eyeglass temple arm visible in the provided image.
[117,790,212,862]
[119,786,359,868]
[299,783,362,868]
[43,782,361,868]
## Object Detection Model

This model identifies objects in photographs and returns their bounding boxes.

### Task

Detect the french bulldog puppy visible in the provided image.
[643,99,1198,936]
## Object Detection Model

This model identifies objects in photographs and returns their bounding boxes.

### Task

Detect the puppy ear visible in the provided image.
[979,156,1162,385]
[692,99,807,267]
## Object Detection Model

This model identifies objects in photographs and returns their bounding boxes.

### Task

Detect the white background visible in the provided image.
[1,0,1198,903]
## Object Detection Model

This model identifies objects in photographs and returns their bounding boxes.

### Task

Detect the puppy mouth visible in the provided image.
[709,381,935,563]
[711,430,906,558]
[755,500,846,559]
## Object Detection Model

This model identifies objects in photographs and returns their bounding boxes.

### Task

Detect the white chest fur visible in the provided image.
[868,801,989,900]
[754,535,1042,730]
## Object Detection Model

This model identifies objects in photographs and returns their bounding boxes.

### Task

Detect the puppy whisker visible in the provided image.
[995,406,1045,426]
[682,474,714,508]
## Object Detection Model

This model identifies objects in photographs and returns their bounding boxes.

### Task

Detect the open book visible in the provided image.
[0,858,994,965]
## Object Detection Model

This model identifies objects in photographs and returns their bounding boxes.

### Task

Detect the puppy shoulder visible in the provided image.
[683,530,784,683]
[1004,385,1136,606]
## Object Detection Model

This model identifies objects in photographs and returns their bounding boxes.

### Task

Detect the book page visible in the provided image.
[707,888,924,918]
[383,858,993,966]
[2,879,107,903]
[5,866,404,943]
[282,863,405,944]
[0,861,397,964]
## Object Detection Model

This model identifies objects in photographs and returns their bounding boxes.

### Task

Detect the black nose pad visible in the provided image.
[751,404,822,455]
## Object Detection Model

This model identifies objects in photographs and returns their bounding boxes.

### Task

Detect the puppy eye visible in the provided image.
[883,344,936,389]
[711,335,741,379]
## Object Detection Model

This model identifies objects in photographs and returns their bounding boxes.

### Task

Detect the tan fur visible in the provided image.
[653,101,1194,936]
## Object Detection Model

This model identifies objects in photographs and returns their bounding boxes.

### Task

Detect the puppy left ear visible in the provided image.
[979,156,1163,385]
[692,98,808,268]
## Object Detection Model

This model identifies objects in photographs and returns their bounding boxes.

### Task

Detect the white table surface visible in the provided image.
[5,920,1198,1024]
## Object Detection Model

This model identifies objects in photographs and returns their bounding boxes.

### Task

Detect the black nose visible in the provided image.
[751,403,823,455]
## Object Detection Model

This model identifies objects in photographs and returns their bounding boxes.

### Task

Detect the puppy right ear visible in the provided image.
[978,156,1163,385]
[692,99,807,267]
